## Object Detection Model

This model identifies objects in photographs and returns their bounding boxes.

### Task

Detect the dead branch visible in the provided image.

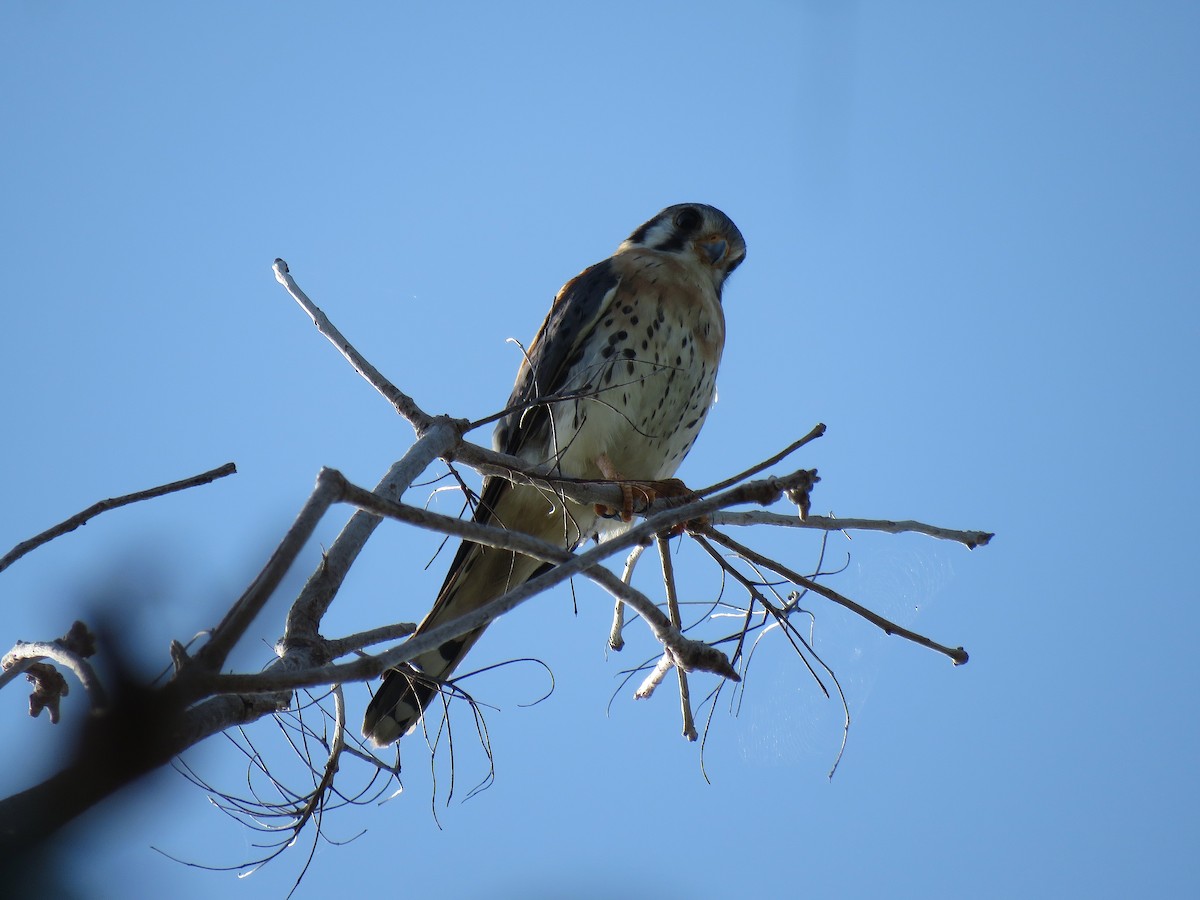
[1,641,107,715]
[273,259,445,435]
[653,536,697,740]
[279,427,461,653]
[0,258,993,876]
[608,544,648,651]
[698,524,970,665]
[697,424,826,496]
[711,510,994,549]
[323,623,417,659]
[0,621,104,721]
[0,462,236,575]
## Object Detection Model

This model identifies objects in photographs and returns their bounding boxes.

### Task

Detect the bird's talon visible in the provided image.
[593,502,622,520]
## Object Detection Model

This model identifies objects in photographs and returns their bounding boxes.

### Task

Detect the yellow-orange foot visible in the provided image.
[593,455,703,534]
[648,478,706,536]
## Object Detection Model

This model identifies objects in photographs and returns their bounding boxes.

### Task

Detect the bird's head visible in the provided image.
[618,203,747,295]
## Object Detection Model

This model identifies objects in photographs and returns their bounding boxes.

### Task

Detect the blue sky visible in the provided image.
[2,2,1197,897]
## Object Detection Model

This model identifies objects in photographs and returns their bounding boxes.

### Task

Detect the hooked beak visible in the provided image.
[699,237,727,266]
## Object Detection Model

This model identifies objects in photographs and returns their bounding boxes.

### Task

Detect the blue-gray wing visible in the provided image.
[431,258,619,607]
[362,259,621,744]
[492,258,620,458]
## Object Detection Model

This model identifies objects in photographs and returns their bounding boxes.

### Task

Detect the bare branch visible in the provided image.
[178,691,294,748]
[449,441,625,510]
[191,466,346,674]
[326,472,825,682]
[272,259,453,435]
[289,684,347,837]
[0,671,288,855]
[635,654,675,700]
[699,524,970,665]
[696,424,826,496]
[187,469,828,698]
[710,510,994,549]
[281,423,460,653]
[657,536,697,740]
[1,641,108,712]
[323,623,417,659]
[0,622,103,724]
[0,462,237,575]
[608,544,648,651]
[0,242,991,866]
[187,418,459,678]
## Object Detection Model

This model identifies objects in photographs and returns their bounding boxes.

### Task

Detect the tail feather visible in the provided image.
[362,479,592,747]
[362,666,442,746]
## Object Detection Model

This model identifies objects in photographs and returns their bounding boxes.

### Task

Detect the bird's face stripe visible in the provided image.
[626,220,653,245]
[616,203,745,300]
[652,232,688,254]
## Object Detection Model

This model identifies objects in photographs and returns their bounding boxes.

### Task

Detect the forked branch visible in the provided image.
[0,259,992,872]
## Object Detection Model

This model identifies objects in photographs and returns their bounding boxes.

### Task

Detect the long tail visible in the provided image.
[362,478,588,746]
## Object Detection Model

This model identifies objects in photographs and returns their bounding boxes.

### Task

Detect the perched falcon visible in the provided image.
[363,203,746,746]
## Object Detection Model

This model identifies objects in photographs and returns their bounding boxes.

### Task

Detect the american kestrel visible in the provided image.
[363,203,746,746]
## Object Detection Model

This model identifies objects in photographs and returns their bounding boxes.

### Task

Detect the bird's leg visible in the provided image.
[593,455,704,534]
[594,453,642,522]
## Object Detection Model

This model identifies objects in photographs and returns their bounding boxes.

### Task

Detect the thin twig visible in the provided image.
[197,468,807,697]
[290,684,347,835]
[0,247,989,854]
[0,641,108,710]
[710,510,994,549]
[329,472,811,681]
[190,466,347,675]
[272,259,451,435]
[609,543,647,651]
[0,462,237,575]
[324,624,418,659]
[661,536,697,740]
[699,525,969,665]
[695,424,826,497]
[282,424,460,650]
[635,654,675,699]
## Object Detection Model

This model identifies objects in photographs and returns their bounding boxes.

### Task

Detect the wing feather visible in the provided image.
[427,258,620,613]
[492,258,620,459]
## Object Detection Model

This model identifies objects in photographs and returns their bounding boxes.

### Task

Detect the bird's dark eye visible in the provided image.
[673,207,702,232]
